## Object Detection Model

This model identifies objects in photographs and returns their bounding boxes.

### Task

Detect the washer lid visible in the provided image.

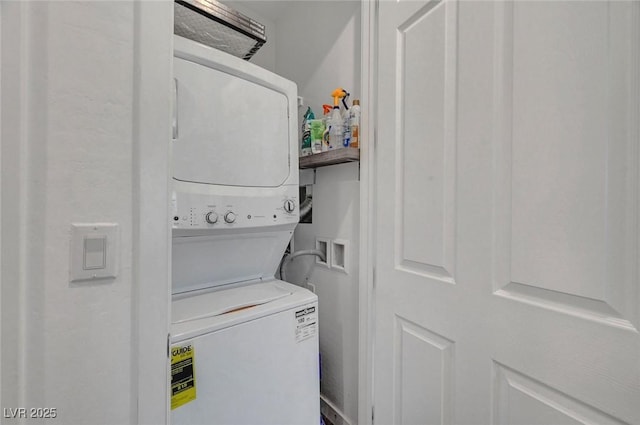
[172,281,292,324]
[171,280,317,342]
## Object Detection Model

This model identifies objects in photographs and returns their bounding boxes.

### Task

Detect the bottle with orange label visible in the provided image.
[349,99,361,148]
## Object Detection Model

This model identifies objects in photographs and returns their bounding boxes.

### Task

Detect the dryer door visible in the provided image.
[173,56,290,187]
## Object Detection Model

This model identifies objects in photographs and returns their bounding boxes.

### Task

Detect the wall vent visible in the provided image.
[174,0,267,60]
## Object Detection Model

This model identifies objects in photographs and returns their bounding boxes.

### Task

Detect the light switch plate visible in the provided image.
[70,223,118,282]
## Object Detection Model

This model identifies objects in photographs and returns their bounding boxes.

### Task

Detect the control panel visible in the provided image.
[171,186,299,230]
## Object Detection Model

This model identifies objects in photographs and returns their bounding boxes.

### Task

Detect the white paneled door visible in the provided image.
[373,1,640,424]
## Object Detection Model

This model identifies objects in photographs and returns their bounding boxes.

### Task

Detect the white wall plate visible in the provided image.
[70,223,119,282]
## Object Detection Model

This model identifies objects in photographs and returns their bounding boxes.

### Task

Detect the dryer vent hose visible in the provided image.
[300,196,313,222]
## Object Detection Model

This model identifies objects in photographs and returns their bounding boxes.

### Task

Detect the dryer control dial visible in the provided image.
[224,212,236,223]
[284,199,296,213]
[205,211,218,224]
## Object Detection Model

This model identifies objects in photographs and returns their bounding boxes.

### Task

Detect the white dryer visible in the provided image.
[170,35,318,424]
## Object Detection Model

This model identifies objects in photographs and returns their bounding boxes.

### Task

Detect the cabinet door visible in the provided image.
[374,0,640,423]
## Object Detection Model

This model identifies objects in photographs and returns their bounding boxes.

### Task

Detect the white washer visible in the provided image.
[171,280,319,425]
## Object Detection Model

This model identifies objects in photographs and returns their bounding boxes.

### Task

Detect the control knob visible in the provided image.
[224,211,236,223]
[205,211,218,224]
[284,199,296,213]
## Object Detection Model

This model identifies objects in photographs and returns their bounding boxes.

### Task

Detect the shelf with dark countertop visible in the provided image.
[298,148,360,169]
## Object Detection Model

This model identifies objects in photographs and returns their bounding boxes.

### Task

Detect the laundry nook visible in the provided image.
[1,1,639,424]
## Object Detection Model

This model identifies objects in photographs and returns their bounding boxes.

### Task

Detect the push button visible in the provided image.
[83,236,106,270]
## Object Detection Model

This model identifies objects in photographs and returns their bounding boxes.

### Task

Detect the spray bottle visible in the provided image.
[328,88,346,149]
[341,91,351,147]
[321,104,333,152]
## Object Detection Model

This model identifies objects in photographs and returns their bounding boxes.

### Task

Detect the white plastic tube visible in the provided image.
[279,249,326,282]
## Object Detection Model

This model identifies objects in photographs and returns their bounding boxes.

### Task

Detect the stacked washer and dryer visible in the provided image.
[170,35,319,424]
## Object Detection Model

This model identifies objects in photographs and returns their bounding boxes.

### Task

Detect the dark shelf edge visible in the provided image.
[298,148,360,169]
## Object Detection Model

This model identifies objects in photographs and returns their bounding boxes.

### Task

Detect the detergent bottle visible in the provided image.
[311,105,330,154]
[301,107,314,157]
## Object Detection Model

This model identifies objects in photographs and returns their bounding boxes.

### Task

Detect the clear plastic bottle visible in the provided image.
[342,107,351,148]
[328,106,343,150]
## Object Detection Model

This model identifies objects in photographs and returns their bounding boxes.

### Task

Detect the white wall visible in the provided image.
[1,2,172,424]
[274,1,361,112]
[270,2,362,423]
[288,163,360,425]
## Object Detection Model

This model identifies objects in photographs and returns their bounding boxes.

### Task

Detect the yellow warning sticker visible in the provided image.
[171,344,196,410]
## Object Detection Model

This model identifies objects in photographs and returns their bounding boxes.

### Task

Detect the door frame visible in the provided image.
[133,2,173,424]
[358,1,377,424]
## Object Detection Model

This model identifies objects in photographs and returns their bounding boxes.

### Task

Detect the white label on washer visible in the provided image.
[294,306,317,343]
